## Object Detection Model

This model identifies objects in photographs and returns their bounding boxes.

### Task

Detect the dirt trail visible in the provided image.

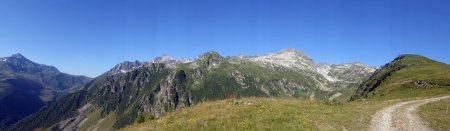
[369,95,450,131]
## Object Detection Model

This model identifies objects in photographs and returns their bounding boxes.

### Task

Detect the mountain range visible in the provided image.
[4,49,378,130]
[2,49,448,130]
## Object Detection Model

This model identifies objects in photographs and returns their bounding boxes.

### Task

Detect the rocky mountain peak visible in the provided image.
[249,49,315,70]
[109,61,146,74]
[153,55,174,63]
[7,53,31,62]
[198,51,222,60]
[152,55,192,64]
[11,53,25,58]
[1,53,61,73]
[196,51,223,68]
[277,48,313,62]
[109,55,193,75]
[317,62,330,66]
[280,48,305,54]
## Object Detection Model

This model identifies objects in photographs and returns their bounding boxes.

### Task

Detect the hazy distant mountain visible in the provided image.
[0,53,92,128]
[8,49,376,130]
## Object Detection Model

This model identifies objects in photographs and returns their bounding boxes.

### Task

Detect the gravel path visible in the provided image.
[369,95,450,131]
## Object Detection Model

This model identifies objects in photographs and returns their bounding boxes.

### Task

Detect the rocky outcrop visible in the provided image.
[109,61,146,74]
[197,51,223,68]
[352,55,408,99]
[153,55,192,65]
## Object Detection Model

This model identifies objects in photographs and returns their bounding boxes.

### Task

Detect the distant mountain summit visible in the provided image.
[249,48,315,70]
[153,55,192,64]
[0,53,92,128]
[9,53,26,59]
[0,53,59,74]
[109,61,147,74]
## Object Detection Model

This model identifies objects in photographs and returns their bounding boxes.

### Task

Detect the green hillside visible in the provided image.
[352,54,450,100]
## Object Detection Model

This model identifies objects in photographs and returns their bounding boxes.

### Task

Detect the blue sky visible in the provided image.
[0,0,449,77]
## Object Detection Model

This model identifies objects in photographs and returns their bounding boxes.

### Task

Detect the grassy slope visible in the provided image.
[419,98,450,131]
[359,55,450,100]
[177,59,339,102]
[121,98,396,131]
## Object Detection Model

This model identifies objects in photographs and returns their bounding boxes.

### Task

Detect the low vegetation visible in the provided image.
[122,97,397,131]
[354,55,450,100]
[419,98,450,130]
[369,86,450,101]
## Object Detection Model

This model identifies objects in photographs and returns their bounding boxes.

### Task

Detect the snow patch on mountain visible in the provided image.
[316,64,340,82]
[328,92,342,100]
[317,62,376,84]
[244,49,376,84]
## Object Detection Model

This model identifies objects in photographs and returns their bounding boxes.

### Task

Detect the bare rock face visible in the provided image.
[140,70,192,117]
[109,61,146,74]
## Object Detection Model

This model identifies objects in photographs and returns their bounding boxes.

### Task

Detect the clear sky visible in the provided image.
[0,0,449,77]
